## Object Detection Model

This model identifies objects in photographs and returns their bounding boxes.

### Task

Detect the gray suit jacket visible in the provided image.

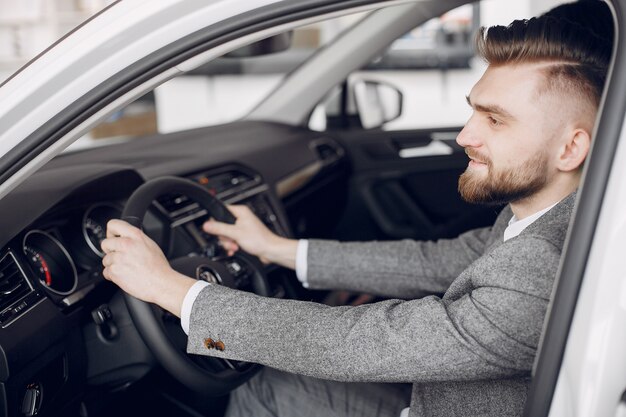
[187,193,575,417]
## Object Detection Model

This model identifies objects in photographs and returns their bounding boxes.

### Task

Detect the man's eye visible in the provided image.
[487,116,502,126]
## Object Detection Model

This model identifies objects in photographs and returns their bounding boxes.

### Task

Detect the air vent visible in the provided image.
[0,252,32,314]
[187,169,262,198]
[155,194,203,222]
[156,169,264,226]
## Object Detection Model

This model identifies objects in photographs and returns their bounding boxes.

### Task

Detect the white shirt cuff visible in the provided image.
[180,280,210,335]
[295,239,309,288]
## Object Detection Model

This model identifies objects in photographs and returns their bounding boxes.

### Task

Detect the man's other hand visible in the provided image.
[202,205,298,269]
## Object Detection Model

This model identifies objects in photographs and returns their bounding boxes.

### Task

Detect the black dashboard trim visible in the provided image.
[0,251,43,330]
[0,165,143,249]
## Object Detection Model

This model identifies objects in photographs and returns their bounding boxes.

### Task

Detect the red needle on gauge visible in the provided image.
[39,255,52,286]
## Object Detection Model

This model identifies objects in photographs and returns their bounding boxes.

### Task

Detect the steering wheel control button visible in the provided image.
[226,261,242,275]
[197,266,221,284]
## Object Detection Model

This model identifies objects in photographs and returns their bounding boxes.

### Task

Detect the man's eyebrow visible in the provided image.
[465,95,515,120]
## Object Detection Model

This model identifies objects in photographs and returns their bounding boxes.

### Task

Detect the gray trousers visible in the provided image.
[225,368,412,417]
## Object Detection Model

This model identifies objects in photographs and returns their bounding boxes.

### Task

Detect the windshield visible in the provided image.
[61,12,369,153]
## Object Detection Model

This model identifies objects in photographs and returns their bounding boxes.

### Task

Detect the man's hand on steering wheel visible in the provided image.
[101,219,196,317]
[98,177,272,394]
[203,204,298,269]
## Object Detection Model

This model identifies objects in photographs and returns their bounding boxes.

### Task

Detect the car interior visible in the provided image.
[0,0,607,416]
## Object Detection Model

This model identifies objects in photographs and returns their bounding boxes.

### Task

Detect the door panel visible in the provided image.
[306,2,499,243]
[332,127,503,242]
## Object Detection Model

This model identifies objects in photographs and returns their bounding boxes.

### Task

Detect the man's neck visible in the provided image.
[510,181,578,220]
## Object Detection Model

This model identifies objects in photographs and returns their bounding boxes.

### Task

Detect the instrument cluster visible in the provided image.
[18,203,123,301]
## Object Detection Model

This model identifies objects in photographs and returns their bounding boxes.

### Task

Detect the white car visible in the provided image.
[0,0,624,416]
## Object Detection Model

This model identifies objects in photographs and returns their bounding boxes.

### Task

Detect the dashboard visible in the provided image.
[0,121,348,417]
[0,164,285,322]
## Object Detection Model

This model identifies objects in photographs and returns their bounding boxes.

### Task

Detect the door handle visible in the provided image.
[398,140,453,158]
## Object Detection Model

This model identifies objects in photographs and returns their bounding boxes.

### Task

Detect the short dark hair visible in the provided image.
[476,0,614,108]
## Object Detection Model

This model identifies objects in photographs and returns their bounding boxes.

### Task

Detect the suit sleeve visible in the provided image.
[305,225,494,298]
[187,236,558,383]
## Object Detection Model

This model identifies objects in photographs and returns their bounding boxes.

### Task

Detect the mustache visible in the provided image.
[465,149,490,165]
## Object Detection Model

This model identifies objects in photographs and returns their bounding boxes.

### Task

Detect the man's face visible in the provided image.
[457,63,566,205]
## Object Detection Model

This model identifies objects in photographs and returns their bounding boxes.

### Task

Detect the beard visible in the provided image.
[458,149,549,205]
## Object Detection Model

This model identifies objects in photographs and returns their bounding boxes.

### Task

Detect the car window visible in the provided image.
[308,4,478,132]
[67,11,369,152]
[310,0,548,132]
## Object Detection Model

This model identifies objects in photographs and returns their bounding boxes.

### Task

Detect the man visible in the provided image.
[101,1,613,416]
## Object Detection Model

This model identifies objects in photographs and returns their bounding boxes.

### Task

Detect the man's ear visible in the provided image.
[556,128,591,172]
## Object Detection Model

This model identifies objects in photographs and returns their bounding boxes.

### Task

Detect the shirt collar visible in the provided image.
[503,201,559,242]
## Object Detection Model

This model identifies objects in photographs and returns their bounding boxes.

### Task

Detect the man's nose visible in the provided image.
[456,117,481,148]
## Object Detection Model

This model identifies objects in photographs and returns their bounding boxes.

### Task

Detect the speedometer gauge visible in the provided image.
[82,204,122,257]
[23,230,78,295]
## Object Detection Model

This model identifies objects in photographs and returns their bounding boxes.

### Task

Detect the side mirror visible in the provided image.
[353,80,403,129]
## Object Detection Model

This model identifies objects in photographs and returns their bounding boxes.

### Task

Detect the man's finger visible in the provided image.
[227,204,250,217]
[101,238,114,255]
[102,266,111,281]
[101,237,119,254]
[220,240,239,253]
[102,251,119,268]
[106,219,142,239]
[217,236,236,245]
[101,237,131,255]
[203,218,238,238]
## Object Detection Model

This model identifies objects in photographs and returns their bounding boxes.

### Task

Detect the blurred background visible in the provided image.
[0,0,563,147]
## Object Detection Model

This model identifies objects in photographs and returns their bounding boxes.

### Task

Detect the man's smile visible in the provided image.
[468,159,488,169]
[465,149,489,168]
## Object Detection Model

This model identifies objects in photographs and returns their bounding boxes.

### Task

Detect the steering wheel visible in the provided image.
[121,176,269,395]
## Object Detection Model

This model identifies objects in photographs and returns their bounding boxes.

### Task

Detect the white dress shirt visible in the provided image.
[502,202,558,241]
